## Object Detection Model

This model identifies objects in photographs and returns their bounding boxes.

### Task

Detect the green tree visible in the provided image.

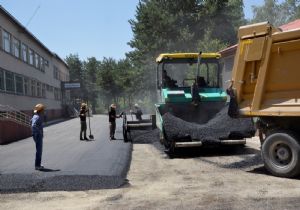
[127,0,245,108]
[65,54,86,103]
[250,0,299,27]
[97,57,120,108]
[83,57,99,113]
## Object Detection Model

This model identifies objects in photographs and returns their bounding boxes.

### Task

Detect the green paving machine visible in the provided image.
[155,52,227,150]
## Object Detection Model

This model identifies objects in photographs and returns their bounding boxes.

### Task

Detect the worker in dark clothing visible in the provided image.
[31,103,45,170]
[80,103,89,140]
[130,103,143,121]
[162,69,177,88]
[108,104,122,140]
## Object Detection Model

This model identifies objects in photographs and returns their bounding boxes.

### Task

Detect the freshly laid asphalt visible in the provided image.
[0,115,132,193]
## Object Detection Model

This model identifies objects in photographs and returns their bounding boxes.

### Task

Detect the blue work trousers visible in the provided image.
[33,133,43,167]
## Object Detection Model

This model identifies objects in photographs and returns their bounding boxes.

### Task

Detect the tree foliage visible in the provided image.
[251,0,300,27]
[65,0,247,113]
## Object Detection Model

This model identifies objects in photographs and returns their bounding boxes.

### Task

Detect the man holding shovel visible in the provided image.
[79,103,89,140]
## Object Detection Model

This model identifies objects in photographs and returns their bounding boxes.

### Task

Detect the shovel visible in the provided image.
[88,108,94,140]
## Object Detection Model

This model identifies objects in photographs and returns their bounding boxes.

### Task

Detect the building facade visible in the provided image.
[0,6,70,120]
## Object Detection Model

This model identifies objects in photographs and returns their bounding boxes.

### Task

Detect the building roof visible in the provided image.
[279,19,300,31]
[219,20,300,57]
[0,6,68,69]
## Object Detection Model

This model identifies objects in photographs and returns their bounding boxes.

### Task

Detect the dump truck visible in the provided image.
[228,22,300,177]
[155,53,253,153]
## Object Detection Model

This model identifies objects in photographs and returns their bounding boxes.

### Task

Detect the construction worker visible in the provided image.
[162,69,177,88]
[109,104,122,140]
[130,103,143,121]
[31,103,45,170]
[79,103,89,140]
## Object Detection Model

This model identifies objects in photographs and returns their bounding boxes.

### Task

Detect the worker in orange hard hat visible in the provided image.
[31,103,45,170]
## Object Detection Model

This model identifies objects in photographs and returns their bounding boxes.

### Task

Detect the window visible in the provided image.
[54,88,61,100]
[31,80,36,96]
[35,53,40,69]
[47,85,53,92]
[36,81,41,97]
[24,77,30,95]
[15,75,23,94]
[3,30,11,53]
[29,49,34,66]
[0,69,4,91]
[12,37,20,58]
[53,66,59,79]
[40,56,45,72]
[21,43,28,63]
[42,83,46,98]
[5,71,15,92]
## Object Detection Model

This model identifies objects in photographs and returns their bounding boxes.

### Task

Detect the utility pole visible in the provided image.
[26,5,40,27]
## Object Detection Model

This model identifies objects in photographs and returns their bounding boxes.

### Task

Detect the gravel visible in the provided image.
[162,105,255,145]
[0,173,126,193]
[129,129,160,144]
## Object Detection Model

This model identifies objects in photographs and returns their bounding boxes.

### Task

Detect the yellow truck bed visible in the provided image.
[230,22,300,117]
[229,22,300,178]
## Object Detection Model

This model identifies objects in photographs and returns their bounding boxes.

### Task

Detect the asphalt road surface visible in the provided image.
[0,115,131,193]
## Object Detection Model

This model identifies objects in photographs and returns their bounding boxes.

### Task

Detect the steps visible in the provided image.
[0,104,31,144]
[0,104,31,127]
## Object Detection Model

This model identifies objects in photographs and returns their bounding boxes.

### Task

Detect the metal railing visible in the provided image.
[0,104,31,127]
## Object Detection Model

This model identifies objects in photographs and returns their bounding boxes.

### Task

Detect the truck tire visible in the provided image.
[262,131,300,178]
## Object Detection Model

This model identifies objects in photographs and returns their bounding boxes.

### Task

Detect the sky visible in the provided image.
[0,0,281,61]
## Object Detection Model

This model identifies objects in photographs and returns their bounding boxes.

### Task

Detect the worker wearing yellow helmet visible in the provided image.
[31,103,45,170]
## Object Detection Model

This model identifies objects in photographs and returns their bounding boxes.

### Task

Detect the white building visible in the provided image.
[0,6,70,120]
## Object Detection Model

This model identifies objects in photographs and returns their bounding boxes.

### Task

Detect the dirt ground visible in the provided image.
[1,137,300,210]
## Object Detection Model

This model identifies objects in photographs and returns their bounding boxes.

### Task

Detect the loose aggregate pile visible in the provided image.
[129,129,160,144]
[162,105,255,144]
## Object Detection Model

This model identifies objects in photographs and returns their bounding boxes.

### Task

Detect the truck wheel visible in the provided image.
[262,131,300,178]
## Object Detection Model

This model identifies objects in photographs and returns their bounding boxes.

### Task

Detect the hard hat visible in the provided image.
[34,103,45,113]
[134,103,139,107]
[110,104,116,108]
[81,103,87,108]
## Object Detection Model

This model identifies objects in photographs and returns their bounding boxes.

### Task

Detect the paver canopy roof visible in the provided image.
[156,53,221,63]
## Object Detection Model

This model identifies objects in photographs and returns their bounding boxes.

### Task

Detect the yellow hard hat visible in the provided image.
[34,103,45,113]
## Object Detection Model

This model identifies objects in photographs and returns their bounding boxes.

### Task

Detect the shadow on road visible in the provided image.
[38,167,61,172]
[167,145,259,159]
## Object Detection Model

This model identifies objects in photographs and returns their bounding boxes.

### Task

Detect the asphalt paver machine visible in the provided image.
[155,53,229,151]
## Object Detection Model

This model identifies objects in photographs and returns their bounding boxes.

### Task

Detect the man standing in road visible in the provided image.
[109,104,122,140]
[31,103,45,170]
[80,103,89,141]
